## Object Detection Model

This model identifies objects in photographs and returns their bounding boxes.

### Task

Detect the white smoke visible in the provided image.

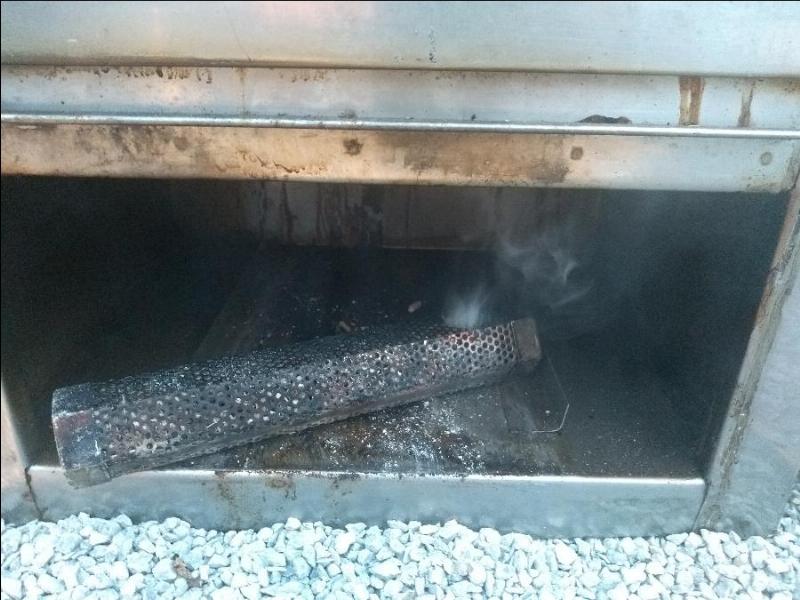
[497,226,594,313]
[442,284,490,329]
[441,216,597,336]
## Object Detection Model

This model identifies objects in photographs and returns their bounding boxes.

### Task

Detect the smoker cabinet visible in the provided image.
[2,1,799,537]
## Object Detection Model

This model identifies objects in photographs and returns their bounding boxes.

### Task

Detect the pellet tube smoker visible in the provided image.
[52,319,541,486]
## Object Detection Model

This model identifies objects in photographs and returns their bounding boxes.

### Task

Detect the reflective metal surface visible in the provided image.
[2,2,798,77]
[697,188,800,535]
[2,66,799,134]
[28,466,705,538]
[3,124,798,192]
[3,65,798,190]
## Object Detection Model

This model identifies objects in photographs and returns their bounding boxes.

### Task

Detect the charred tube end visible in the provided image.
[52,386,113,488]
[510,318,542,373]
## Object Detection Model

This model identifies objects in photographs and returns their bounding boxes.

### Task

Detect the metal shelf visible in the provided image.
[3,66,798,191]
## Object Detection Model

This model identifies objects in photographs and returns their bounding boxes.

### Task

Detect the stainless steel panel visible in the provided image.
[697,189,800,534]
[2,2,798,77]
[1,383,39,523]
[3,66,799,132]
[29,466,705,538]
[3,124,798,192]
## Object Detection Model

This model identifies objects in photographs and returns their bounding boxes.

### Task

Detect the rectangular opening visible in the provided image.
[1,177,788,487]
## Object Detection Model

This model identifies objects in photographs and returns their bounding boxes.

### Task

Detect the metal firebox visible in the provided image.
[1,1,799,538]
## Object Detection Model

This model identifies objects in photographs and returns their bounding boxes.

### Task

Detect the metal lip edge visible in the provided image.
[28,464,705,488]
[2,58,798,79]
[3,112,798,140]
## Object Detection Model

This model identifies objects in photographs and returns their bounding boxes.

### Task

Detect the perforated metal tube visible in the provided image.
[52,318,540,486]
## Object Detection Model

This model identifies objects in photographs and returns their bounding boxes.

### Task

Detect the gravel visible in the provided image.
[1,487,797,599]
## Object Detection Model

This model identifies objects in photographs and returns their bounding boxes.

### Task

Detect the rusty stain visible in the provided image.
[213,470,237,510]
[148,127,223,173]
[106,126,183,161]
[387,132,570,184]
[265,473,297,499]
[173,136,190,151]
[4,125,576,185]
[343,138,363,156]
[679,76,705,126]
[737,81,757,128]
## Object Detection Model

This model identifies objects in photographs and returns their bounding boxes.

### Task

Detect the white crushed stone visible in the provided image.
[1,487,797,599]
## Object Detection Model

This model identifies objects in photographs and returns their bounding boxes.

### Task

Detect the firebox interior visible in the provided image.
[1,176,788,485]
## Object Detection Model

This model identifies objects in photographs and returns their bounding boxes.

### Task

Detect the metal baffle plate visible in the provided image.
[52,318,541,487]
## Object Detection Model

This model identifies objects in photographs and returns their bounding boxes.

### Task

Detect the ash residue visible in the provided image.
[261,395,487,476]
